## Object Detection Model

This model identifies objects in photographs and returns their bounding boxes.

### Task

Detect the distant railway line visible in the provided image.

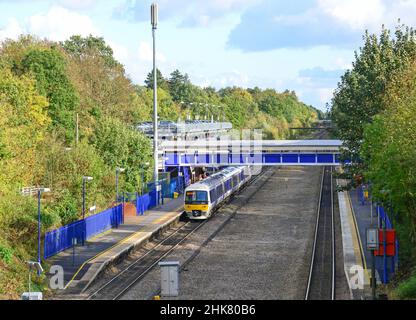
[305,166,335,300]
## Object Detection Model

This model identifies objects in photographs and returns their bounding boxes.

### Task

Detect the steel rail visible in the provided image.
[112,220,208,300]
[331,167,335,300]
[305,166,336,300]
[305,167,325,300]
[87,221,193,300]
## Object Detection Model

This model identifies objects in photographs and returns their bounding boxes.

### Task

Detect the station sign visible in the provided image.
[366,228,379,251]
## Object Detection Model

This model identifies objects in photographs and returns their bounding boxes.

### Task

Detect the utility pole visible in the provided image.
[151,3,159,190]
[37,188,50,275]
[76,113,79,145]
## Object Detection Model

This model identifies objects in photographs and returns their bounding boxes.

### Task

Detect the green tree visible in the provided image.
[21,47,79,143]
[361,61,416,266]
[331,25,416,164]
[140,87,180,121]
[92,117,153,191]
[168,69,193,102]
[62,35,121,69]
[219,87,258,129]
[145,68,169,91]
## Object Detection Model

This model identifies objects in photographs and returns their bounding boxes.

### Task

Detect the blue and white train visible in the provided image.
[184,166,252,220]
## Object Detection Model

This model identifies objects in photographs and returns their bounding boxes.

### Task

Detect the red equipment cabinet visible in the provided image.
[374,230,396,257]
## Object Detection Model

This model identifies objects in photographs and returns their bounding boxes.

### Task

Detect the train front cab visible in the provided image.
[185,189,210,220]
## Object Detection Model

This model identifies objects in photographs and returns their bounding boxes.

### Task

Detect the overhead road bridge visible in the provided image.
[160,140,343,167]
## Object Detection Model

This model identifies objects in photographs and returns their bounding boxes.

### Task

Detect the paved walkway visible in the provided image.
[47,196,184,295]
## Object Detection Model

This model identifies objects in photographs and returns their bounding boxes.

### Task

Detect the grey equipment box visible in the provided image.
[21,292,43,300]
[159,261,180,297]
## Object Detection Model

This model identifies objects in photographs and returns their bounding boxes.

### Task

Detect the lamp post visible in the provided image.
[82,176,93,220]
[116,167,125,203]
[140,162,150,195]
[151,3,159,191]
[37,188,50,275]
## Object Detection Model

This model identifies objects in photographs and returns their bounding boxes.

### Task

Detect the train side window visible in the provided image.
[216,185,222,197]
[210,189,216,202]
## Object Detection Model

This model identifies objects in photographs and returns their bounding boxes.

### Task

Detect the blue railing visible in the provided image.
[44,175,186,259]
[357,185,399,284]
[44,204,123,259]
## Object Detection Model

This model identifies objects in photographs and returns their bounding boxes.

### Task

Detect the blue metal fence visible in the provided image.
[136,193,151,216]
[357,185,399,284]
[85,205,123,239]
[45,176,187,259]
[44,204,123,259]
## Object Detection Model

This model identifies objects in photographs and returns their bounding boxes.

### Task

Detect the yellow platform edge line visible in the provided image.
[347,192,368,270]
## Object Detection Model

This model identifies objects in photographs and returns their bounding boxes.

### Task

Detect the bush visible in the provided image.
[46,190,78,226]
[396,273,416,299]
[0,245,13,264]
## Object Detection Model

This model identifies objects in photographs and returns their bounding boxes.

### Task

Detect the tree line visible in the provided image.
[331,24,416,298]
[0,35,318,298]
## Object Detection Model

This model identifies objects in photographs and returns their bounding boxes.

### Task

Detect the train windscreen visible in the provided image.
[185,191,208,204]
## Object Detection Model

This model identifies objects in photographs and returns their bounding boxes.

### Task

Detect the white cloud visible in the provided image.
[318,0,416,32]
[59,0,97,10]
[0,18,23,42]
[319,0,386,30]
[0,6,100,42]
[28,6,100,41]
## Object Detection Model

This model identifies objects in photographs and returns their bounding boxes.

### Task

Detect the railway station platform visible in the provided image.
[337,180,397,299]
[337,179,370,299]
[47,196,185,297]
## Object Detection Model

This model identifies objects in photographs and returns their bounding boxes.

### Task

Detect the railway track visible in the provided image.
[87,220,207,300]
[87,167,271,300]
[305,166,335,300]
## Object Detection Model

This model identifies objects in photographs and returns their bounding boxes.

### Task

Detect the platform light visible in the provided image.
[82,176,94,223]
[36,188,50,275]
[116,168,126,204]
[151,2,159,191]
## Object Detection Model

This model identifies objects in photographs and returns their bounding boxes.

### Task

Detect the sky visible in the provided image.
[1,1,416,111]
